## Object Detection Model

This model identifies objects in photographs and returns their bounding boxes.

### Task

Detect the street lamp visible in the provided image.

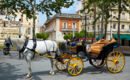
[84,13,87,41]
[72,23,75,38]
[19,19,21,38]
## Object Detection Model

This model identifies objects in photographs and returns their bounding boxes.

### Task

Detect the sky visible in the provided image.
[38,0,82,26]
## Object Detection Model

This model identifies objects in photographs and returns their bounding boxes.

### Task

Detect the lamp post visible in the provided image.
[110,9,112,39]
[72,23,75,38]
[84,13,87,41]
[19,19,21,38]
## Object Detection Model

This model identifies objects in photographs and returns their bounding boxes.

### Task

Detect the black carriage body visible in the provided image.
[76,42,120,60]
[96,42,120,59]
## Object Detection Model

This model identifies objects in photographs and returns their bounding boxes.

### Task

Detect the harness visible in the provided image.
[21,38,55,59]
[39,41,55,56]
[26,38,37,58]
[19,37,29,53]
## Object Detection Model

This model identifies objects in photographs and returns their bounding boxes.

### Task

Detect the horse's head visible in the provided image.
[3,36,13,55]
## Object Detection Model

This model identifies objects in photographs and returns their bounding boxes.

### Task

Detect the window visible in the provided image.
[72,22,76,29]
[63,22,67,29]
[28,28,31,35]
[113,16,116,19]
[98,25,100,30]
[129,25,130,30]
[121,25,125,29]
[122,13,125,16]
[129,13,130,19]
[29,22,31,25]
[113,24,116,29]
[114,11,116,14]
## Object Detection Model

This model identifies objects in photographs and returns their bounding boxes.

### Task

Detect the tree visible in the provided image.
[0,0,74,39]
[81,0,115,39]
[36,33,50,40]
[113,0,129,43]
[63,29,94,41]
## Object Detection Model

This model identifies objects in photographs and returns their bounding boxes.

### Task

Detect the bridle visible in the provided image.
[3,37,13,55]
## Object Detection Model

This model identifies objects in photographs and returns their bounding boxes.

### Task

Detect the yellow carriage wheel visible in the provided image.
[106,51,125,73]
[67,57,83,76]
[55,59,69,71]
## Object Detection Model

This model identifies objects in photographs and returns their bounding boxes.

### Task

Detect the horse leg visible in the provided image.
[49,58,55,75]
[49,52,56,75]
[19,51,21,59]
[25,51,32,78]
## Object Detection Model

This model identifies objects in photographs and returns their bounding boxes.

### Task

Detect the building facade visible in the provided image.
[81,0,130,46]
[0,10,39,46]
[45,13,81,42]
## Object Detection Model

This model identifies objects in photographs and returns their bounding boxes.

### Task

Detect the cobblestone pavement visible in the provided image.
[0,51,130,80]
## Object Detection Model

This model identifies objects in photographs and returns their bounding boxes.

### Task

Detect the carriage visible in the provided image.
[56,38,125,76]
[3,36,125,77]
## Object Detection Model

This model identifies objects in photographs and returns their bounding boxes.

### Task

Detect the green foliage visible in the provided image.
[63,34,73,40]
[36,33,50,40]
[0,0,74,18]
[63,29,94,40]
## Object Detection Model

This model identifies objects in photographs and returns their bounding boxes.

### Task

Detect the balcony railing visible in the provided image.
[121,17,127,20]
[61,28,78,32]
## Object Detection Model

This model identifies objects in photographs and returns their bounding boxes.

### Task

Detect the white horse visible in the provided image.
[3,36,61,78]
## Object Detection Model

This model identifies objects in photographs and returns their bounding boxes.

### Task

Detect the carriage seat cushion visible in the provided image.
[88,38,116,55]
[71,41,80,47]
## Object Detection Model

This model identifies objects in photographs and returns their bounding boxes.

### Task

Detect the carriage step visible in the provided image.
[86,52,98,59]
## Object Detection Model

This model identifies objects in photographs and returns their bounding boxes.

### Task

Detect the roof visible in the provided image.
[45,13,81,25]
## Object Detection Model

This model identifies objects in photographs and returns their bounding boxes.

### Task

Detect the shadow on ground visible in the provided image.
[0,62,48,80]
[55,65,124,77]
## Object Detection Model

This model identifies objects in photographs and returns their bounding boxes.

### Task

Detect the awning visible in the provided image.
[96,34,104,40]
[113,34,130,40]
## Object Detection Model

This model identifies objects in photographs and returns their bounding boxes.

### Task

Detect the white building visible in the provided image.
[0,10,39,46]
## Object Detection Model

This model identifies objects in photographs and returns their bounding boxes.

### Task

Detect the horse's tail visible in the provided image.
[57,48,61,55]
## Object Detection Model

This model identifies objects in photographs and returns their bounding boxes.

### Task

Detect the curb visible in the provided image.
[124,53,130,56]
[122,51,130,56]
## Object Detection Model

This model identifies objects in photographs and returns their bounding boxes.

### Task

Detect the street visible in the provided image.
[0,51,130,80]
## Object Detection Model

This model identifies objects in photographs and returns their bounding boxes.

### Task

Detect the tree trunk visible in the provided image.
[117,0,121,43]
[104,21,108,39]
[101,14,104,35]
[101,9,104,35]
[84,14,87,41]
[32,0,36,39]
[92,5,96,43]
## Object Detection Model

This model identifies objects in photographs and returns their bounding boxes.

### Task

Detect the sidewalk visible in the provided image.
[115,46,130,56]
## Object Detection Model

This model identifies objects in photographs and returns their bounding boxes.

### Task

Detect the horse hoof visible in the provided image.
[26,74,32,79]
[50,72,55,76]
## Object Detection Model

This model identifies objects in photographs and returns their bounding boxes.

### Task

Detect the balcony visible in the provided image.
[61,28,78,32]
[121,17,127,20]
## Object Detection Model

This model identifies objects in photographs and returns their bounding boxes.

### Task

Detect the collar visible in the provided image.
[8,37,13,46]
[19,38,29,53]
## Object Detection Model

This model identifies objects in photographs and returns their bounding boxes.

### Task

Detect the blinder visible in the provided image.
[3,38,12,55]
